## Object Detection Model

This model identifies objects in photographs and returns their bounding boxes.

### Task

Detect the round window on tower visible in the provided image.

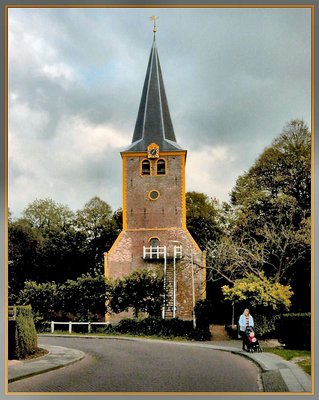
[148,189,160,201]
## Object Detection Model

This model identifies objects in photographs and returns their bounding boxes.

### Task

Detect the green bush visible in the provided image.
[161,318,193,339]
[192,327,211,341]
[10,306,38,359]
[109,270,164,318]
[115,318,139,334]
[98,324,115,334]
[113,317,198,340]
[276,313,311,350]
[138,317,163,336]
[193,299,214,341]
[194,299,214,327]
[254,314,281,338]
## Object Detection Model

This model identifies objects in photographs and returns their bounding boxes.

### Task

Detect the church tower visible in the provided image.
[105,32,205,321]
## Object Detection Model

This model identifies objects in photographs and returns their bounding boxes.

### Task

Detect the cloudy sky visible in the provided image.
[8,6,311,218]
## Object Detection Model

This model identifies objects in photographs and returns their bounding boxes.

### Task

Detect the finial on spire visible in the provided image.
[150,15,159,36]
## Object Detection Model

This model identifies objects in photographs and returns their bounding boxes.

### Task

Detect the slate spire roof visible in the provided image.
[126,38,183,152]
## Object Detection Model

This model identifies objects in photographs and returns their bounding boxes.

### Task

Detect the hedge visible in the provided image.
[253,314,281,339]
[106,315,214,341]
[276,313,311,350]
[193,299,213,341]
[9,306,38,359]
[112,317,195,339]
[115,318,139,335]
[109,300,214,341]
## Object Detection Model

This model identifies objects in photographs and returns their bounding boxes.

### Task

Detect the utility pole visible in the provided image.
[191,254,196,329]
[162,246,167,319]
[232,301,235,326]
[173,248,176,318]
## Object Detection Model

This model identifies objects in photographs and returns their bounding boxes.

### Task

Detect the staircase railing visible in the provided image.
[174,245,183,259]
[142,244,183,319]
[143,245,167,259]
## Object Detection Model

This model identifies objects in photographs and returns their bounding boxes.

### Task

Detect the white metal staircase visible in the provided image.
[142,245,182,319]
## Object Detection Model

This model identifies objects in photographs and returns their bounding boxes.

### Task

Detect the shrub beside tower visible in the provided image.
[8,305,38,359]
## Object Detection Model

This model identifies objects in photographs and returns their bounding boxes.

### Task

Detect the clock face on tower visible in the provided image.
[147,143,160,158]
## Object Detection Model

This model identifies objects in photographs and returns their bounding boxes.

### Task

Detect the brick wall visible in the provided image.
[124,154,184,230]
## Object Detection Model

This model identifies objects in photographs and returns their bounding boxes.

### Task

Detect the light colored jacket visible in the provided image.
[239,314,254,332]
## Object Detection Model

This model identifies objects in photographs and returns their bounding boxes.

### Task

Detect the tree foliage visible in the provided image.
[17,281,62,328]
[109,269,164,318]
[60,273,111,321]
[186,191,224,250]
[16,273,110,326]
[231,119,311,216]
[15,198,82,283]
[75,197,121,269]
[207,119,311,314]
[8,197,121,300]
[222,272,293,311]
[8,219,41,303]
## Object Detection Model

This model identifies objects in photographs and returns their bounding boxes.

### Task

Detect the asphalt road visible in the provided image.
[9,336,261,393]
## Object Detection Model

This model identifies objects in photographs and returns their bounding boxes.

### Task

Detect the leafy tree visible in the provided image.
[186,192,224,250]
[206,119,311,314]
[112,208,123,233]
[109,269,164,318]
[16,273,110,325]
[8,219,41,303]
[22,198,74,230]
[222,272,293,311]
[8,197,121,295]
[17,281,62,329]
[231,119,311,231]
[206,218,310,286]
[61,273,111,321]
[19,198,84,282]
[75,197,121,272]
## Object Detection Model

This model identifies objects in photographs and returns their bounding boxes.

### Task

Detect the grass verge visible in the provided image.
[263,348,311,376]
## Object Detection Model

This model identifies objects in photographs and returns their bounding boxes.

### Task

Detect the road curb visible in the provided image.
[8,344,85,383]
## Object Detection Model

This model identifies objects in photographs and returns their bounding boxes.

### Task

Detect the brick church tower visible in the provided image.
[105,35,206,321]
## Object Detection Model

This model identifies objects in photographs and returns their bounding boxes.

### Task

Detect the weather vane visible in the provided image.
[150,15,159,34]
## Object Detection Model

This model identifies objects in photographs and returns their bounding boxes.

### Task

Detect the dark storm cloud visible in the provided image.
[163,8,311,149]
[8,7,311,216]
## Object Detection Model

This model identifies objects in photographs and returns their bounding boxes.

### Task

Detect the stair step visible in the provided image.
[163,263,177,319]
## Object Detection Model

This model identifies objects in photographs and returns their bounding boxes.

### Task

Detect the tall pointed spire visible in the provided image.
[150,15,158,39]
[126,35,182,152]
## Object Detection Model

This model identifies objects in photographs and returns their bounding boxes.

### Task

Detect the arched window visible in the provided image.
[157,159,166,175]
[149,237,160,247]
[141,159,151,175]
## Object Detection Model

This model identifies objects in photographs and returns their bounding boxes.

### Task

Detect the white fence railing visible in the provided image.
[143,245,166,259]
[50,321,110,334]
[143,245,183,260]
[174,245,183,258]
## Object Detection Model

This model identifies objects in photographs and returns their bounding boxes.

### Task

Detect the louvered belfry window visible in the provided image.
[141,160,151,175]
[157,159,166,175]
